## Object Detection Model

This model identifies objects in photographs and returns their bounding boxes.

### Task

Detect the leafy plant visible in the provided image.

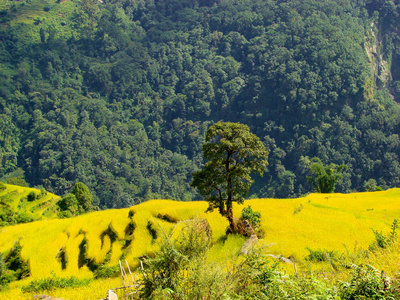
[21,273,91,293]
[240,205,261,229]
[339,264,396,299]
[370,219,398,250]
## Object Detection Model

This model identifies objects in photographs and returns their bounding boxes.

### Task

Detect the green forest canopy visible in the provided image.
[1,0,400,208]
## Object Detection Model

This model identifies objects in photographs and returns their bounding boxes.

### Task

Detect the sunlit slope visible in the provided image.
[0,189,398,281]
[0,183,60,219]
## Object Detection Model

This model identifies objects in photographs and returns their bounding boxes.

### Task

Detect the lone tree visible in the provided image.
[306,157,348,193]
[191,122,268,233]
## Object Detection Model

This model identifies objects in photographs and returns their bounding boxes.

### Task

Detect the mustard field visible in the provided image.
[1,188,399,299]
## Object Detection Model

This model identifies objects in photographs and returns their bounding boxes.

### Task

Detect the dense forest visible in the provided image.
[1,0,400,208]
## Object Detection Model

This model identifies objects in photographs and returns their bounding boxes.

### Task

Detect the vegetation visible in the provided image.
[1,0,400,206]
[57,181,93,217]
[306,157,348,193]
[21,273,91,293]
[192,122,268,232]
[0,183,59,227]
[140,218,400,299]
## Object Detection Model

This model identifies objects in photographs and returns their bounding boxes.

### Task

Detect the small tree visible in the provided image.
[191,122,268,233]
[306,158,347,193]
[72,182,93,212]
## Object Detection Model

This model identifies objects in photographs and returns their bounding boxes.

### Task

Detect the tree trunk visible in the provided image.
[226,203,236,233]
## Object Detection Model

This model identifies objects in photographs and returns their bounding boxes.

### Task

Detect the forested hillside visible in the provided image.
[1,0,400,208]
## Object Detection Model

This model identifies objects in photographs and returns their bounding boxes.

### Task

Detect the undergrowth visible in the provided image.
[21,273,91,293]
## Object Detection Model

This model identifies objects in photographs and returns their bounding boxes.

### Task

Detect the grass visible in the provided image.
[0,188,399,299]
[0,183,60,220]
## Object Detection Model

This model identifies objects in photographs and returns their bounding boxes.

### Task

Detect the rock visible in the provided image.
[106,289,118,300]
[240,234,258,254]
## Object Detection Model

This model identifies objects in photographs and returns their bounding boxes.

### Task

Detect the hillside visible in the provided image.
[0,189,399,297]
[0,183,60,226]
[1,0,400,207]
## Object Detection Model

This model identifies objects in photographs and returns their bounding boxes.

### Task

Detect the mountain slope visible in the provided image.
[0,189,398,282]
[1,0,400,207]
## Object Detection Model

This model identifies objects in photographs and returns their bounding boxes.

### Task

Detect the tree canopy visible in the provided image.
[1,0,400,206]
[191,122,268,231]
[306,158,348,193]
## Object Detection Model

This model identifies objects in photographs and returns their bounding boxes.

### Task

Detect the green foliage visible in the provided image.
[55,247,68,270]
[192,122,268,231]
[128,209,135,219]
[364,179,383,192]
[370,219,398,250]
[100,223,119,245]
[21,273,91,293]
[240,205,261,229]
[140,219,340,299]
[306,158,348,193]
[155,213,178,223]
[339,264,396,300]
[57,193,79,215]
[147,221,158,241]
[0,242,30,286]
[72,182,93,212]
[27,191,36,202]
[1,0,400,205]
[93,265,119,279]
[0,182,6,191]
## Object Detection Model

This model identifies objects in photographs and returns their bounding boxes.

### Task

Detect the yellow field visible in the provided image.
[1,189,399,299]
[0,184,60,219]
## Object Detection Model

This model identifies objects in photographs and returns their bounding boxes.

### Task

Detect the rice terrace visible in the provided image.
[0,183,399,299]
[2,0,400,298]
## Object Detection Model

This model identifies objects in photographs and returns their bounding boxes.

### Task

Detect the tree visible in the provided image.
[191,122,268,232]
[306,158,348,193]
[72,182,93,212]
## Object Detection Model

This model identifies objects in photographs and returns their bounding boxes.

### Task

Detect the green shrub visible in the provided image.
[100,223,119,246]
[27,191,36,202]
[339,264,396,299]
[55,247,68,270]
[147,221,157,240]
[369,219,398,250]
[0,182,6,191]
[94,265,119,279]
[240,205,261,229]
[305,248,338,262]
[128,209,135,219]
[21,273,91,293]
[156,213,178,223]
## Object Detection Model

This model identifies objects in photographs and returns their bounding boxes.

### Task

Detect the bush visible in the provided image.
[21,273,91,293]
[94,265,119,279]
[369,219,398,250]
[339,264,396,299]
[0,182,6,191]
[27,191,36,202]
[240,206,261,229]
[156,213,178,223]
[147,221,157,240]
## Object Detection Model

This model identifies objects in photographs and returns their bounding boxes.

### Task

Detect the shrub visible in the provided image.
[100,223,119,246]
[27,191,36,202]
[0,182,6,191]
[55,247,68,270]
[156,213,178,223]
[21,273,91,293]
[369,219,398,250]
[339,264,396,299]
[94,265,119,279]
[240,205,261,229]
[147,221,157,241]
